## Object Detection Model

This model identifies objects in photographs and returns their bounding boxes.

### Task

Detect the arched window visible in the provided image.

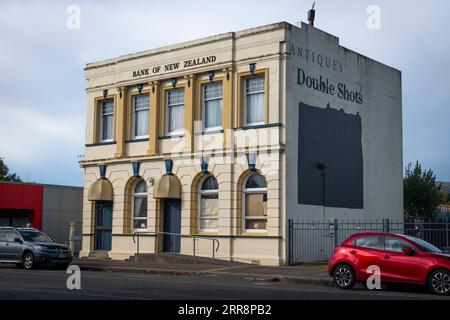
[198,176,219,232]
[243,173,267,232]
[132,179,148,230]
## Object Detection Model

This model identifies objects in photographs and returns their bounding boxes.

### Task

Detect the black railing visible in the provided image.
[132,231,220,262]
[288,217,450,264]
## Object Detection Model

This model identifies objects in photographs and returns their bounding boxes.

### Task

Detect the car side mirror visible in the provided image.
[402,247,415,256]
[14,238,22,243]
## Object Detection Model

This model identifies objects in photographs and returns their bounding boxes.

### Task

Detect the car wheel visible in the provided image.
[428,269,450,295]
[23,253,35,270]
[333,264,355,289]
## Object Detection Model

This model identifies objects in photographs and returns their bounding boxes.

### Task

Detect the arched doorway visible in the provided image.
[88,178,114,251]
[153,174,182,253]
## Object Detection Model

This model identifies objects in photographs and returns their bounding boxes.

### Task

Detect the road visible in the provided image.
[0,266,449,300]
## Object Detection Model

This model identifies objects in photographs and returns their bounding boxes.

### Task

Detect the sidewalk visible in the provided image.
[73,258,334,287]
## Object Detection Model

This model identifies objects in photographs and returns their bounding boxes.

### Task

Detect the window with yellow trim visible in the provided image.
[98,99,114,142]
[244,75,265,126]
[132,94,149,139]
[201,81,223,132]
[165,88,185,135]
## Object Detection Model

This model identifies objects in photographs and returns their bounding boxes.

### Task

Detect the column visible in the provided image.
[147,81,160,156]
[115,86,128,158]
[222,66,234,149]
[183,74,196,153]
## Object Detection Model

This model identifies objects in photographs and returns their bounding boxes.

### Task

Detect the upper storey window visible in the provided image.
[166,88,185,135]
[132,94,149,139]
[202,82,223,132]
[99,99,114,142]
[244,76,265,126]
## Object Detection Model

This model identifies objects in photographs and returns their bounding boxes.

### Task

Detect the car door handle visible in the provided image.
[350,250,357,255]
[384,255,391,260]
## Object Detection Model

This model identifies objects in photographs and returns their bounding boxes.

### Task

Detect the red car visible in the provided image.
[329,232,450,295]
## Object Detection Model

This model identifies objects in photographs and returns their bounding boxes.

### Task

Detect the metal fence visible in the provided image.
[288,217,450,264]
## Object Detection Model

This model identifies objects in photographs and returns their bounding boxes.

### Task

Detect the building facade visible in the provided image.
[0,182,83,252]
[80,22,403,266]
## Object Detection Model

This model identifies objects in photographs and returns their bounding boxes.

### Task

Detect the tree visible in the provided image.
[0,158,22,182]
[447,193,450,204]
[403,161,445,218]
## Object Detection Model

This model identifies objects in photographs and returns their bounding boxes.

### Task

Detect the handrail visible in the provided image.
[132,231,220,262]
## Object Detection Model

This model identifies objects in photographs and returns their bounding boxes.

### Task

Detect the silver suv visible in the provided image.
[0,227,72,270]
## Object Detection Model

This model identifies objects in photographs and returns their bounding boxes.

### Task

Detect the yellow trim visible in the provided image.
[184,74,196,152]
[147,81,160,155]
[237,68,269,127]
[222,67,234,148]
[114,87,127,157]
[93,94,118,144]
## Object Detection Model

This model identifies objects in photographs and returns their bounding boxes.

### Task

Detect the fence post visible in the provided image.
[446,217,449,249]
[288,219,293,264]
[69,222,76,254]
[383,218,390,233]
[334,219,339,247]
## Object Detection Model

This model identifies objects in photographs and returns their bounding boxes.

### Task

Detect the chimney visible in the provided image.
[308,2,316,27]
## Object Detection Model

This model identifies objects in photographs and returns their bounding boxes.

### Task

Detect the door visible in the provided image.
[0,230,8,260]
[379,236,425,283]
[94,201,113,251]
[0,231,22,261]
[347,235,383,280]
[163,199,181,253]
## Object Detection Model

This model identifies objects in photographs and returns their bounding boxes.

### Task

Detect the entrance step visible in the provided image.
[86,251,111,259]
[126,253,239,266]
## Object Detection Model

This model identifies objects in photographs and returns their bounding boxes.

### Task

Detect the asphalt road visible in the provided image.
[0,265,449,300]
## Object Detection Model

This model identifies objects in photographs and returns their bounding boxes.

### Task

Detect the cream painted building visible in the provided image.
[80,21,403,266]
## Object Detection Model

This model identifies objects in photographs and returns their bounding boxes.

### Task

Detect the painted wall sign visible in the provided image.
[297,68,363,105]
[132,55,217,78]
[286,42,344,73]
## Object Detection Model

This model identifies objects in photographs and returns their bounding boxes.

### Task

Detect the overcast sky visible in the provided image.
[0,0,449,186]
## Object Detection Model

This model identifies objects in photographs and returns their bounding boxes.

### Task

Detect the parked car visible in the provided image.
[329,232,450,295]
[0,227,72,270]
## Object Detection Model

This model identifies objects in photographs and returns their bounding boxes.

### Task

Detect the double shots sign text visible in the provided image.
[296,68,363,105]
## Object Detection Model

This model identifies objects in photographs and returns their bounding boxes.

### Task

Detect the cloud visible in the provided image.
[0,0,449,184]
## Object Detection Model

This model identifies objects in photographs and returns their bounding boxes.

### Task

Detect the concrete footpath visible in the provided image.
[73,258,334,287]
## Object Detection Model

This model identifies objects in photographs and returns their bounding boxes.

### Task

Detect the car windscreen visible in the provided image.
[19,231,53,243]
[402,235,443,253]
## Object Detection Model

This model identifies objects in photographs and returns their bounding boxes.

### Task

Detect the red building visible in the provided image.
[0,182,82,253]
[0,182,43,229]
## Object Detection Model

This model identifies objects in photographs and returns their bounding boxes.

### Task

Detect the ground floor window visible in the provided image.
[132,179,148,230]
[243,173,267,232]
[198,176,219,232]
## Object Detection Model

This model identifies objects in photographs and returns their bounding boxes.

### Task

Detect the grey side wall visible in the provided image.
[42,185,83,250]
[284,23,403,222]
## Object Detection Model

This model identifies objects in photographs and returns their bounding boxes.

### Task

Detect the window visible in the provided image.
[198,176,219,232]
[354,236,382,250]
[166,88,184,135]
[132,94,149,139]
[244,76,265,126]
[243,173,267,232]
[99,99,114,142]
[132,179,148,230]
[202,82,222,131]
[384,236,414,253]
